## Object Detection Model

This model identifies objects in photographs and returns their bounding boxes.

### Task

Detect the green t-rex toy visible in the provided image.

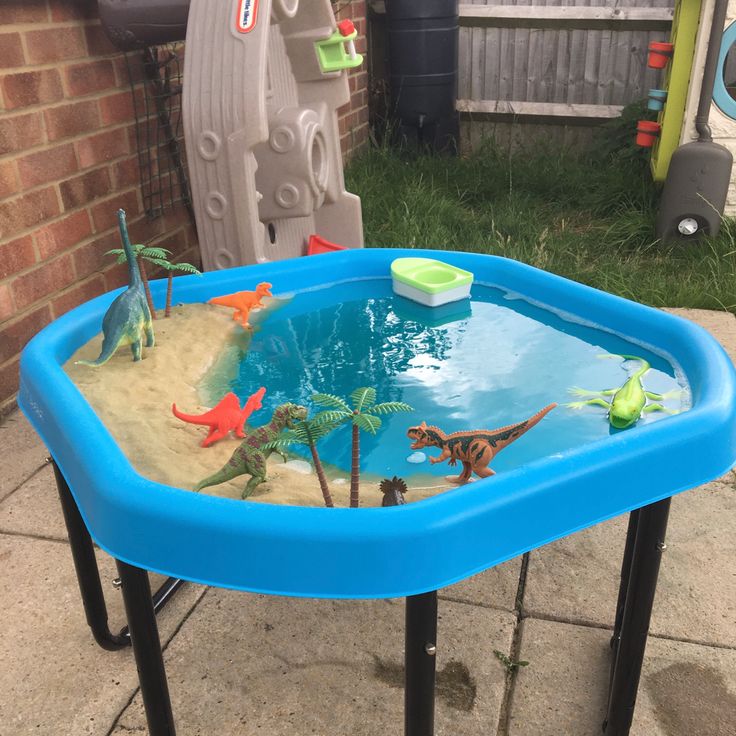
[77,209,154,366]
[567,354,678,429]
[194,402,308,499]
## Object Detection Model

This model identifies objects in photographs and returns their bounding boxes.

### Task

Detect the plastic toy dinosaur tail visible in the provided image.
[75,332,123,367]
[208,295,236,307]
[598,354,651,372]
[493,403,557,452]
[194,457,244,492]
[172,403,211,425]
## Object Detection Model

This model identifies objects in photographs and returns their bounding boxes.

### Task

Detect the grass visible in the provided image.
[345,126,736,314]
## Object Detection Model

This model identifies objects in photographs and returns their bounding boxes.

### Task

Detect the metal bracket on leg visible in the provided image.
[52,459,185,651]
[405,590,438,736]
[117,559,177,736]
[603,497,671,735]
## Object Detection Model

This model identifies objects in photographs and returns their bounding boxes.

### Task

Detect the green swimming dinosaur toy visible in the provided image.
[77,209,154,366]
[567,354,678,429]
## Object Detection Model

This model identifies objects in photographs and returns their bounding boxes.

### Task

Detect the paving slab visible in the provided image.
[0,409,48,501]
[664,308,736,363]
[112,592,516,736]
[0,533,206,736]
[523,480,736,647]
[439,558,522,612]
[0,462,68,540]
[508,618,736,736]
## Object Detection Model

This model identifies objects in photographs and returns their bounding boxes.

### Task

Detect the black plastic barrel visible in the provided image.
[386,0,459,152]
[99,0,190,51]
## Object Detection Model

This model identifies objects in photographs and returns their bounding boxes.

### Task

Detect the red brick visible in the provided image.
[52,275,106,317]
[1,69,64,110]
[65,59,116,98]
[17,143,78,189]
[127,214,165,244]
[84,24,119,57]
[114,55,146,87]
[0,33,24,69]
[0,357,21,409]
[0,112,45,155]
[75,128,129,168]
[104,262,130,291]
[0,159,17,200]
[0,305,52,365]
[59,167,112,209]
[99,90,135,126]
[49,0,97,21]
[11,255,76,312]
[111,156,140,189]
[91,190,140,232]
[0,2,49,24]
[0,187,60,240]
[0,283,13,322]
[73,231,118,279]
[0,235,35,280]
[35,210,93,261]
[25,26,87,65]
[44,100,101,142]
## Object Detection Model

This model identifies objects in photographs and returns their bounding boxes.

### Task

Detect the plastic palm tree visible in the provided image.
[312,387,412,508]
[106,245,201,318]
[264,413,343,507]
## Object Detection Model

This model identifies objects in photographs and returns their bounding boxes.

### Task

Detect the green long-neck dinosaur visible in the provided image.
[77,209,154,366]
[194,403,308,499]
[567,354,677,429]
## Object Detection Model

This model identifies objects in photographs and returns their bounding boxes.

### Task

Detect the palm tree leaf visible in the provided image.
[371,401,414,415]
[139,246,171,260]
[104,248,128,265]
[354,413,382,434]
[310,410,350,426]
[262,430,300,451]
[172,262,202,275]
[350,386,376,411]
[299,418,343,443]
[312,393,351,412]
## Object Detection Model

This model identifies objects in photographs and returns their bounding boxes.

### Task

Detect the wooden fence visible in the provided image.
[369,0,676,148]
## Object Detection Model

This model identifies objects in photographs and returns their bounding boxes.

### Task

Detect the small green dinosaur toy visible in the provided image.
[194,402,308,499]
[567,354,678,429]
[77,209,154,366]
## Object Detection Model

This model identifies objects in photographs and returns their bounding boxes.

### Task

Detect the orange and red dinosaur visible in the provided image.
[172,387,267,447]
[208,282,273,327]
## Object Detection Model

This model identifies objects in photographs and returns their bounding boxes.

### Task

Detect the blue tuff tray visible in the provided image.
[18,249,736,598]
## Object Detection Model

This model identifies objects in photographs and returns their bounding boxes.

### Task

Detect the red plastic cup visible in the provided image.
[648,42,674,69]
[636,120,661,147]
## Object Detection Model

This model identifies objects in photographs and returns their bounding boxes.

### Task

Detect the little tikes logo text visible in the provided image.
[236,0,259,33]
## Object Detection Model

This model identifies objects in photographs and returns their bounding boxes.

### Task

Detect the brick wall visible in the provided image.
[0,0,370,418]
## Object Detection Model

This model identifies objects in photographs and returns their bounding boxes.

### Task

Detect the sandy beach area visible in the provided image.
[65,302,448,508]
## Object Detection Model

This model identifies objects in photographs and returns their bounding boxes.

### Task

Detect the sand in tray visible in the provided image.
[64,302,448,508]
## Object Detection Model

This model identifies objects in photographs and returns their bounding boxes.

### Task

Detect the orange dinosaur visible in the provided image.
[208,282,273,327]
[172,387,267,447]
[407,404,556,484]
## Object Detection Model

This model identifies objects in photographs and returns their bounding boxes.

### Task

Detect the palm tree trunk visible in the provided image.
[350,422,360,508]
[165,272,173,318]
[309,443,334,508]
[137,257,156,319]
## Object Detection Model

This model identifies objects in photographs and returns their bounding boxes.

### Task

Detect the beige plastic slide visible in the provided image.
[183,0,364,269]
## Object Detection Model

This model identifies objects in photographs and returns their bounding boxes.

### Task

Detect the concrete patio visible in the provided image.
[1,308,735,736]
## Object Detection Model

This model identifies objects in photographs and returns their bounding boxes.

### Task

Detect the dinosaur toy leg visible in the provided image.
[642,404,677,415]
[144,322,155,348]
[568,387,617,398]
[202,425,230,448]
[242,453,267,499]
[567,398,612,410]
[131,338,143,361]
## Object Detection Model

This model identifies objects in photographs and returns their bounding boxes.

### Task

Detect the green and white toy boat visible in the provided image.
[391,257,474,307]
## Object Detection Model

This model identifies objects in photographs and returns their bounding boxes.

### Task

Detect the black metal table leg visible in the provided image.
[52,459,185,650]
[117,559,177,736]
[609,508,640,684]
[603,497,671,735]
[405,591,438,736]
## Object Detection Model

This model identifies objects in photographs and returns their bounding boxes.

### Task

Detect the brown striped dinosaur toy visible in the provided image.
[407,403,556,484]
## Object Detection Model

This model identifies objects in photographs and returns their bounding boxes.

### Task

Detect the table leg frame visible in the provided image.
[52,459,184,651]
[603,497,671,735]
[405,591,438,736]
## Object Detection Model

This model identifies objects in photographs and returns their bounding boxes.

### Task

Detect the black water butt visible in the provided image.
[655,0,733,240]
[99,0,190,50]
[386,0,459,152]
